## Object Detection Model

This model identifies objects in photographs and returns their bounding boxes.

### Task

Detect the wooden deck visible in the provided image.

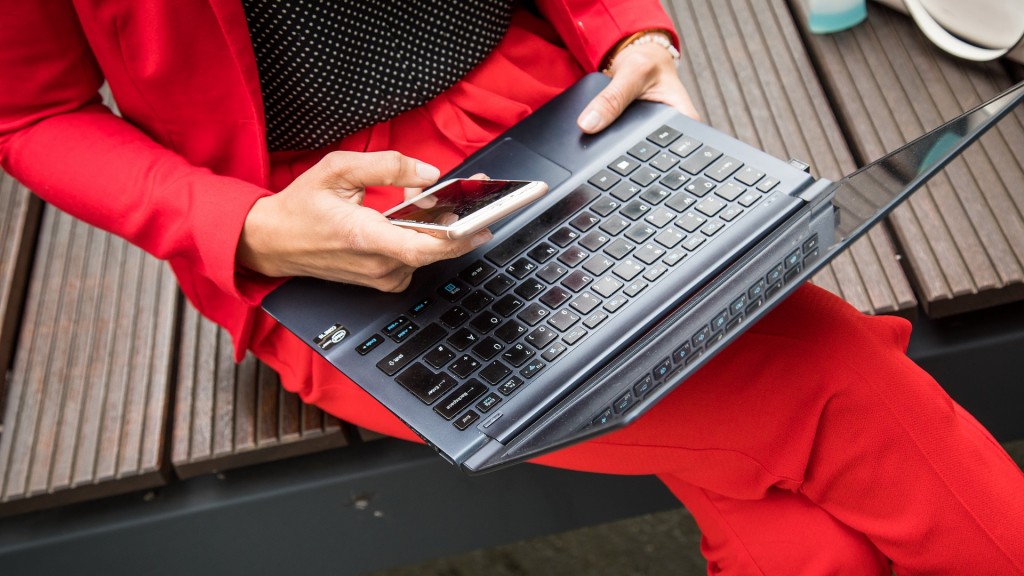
[1,0,1022,517]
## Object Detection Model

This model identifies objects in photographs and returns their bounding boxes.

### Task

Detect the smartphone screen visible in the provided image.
[385,179,535,225]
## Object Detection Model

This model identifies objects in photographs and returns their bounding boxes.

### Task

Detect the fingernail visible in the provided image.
[416,162,440,181]
[471,229,493,248]
[579,110,602,132]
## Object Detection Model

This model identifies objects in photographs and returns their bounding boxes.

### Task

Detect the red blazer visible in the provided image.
[0,0,676,360]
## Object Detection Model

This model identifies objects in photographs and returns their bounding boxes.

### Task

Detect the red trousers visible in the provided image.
[250,12,1024,575]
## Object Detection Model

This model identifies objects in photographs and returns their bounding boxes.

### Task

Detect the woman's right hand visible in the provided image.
[237,150,493,292]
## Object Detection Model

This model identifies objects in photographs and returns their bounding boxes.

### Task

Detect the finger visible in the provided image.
[577,67,648,134]
[640,74,702,122]
[403,186,438,208]
[318,150,441,191]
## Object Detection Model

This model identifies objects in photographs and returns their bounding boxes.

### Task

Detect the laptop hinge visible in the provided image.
[797,178,838,209]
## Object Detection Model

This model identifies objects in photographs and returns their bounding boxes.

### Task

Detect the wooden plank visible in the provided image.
[0,206,177,517]
[789,0,1024,317]
[0,172,42,417]
[665,0,917,316]
[171,304,350,479]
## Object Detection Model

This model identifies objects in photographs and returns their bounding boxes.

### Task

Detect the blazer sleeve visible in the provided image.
[533,0,680,71]
[0,1,276,309]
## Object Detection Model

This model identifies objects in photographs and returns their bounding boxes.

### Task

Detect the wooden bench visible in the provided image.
[0,0,1021,572]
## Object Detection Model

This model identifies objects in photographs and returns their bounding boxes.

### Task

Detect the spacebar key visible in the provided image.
[376,322,446,376]
[485,185,601,267]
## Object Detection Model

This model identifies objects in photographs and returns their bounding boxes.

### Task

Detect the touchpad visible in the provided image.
[447,137,571,190]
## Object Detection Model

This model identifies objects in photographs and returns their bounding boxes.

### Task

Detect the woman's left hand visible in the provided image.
[577,39,700,133]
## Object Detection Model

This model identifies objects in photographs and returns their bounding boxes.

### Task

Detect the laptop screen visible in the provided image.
[829,81,1024,245]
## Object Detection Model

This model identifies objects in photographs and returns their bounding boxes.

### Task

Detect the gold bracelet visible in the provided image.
[601,29,681,72]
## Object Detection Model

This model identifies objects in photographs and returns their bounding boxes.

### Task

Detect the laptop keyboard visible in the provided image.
[369,125,783,432]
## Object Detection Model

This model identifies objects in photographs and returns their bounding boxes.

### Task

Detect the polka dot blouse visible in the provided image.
[241,0,514,152]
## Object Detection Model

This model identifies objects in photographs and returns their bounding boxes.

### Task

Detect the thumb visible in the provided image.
[577,69,646,134]
[317,150,441,191]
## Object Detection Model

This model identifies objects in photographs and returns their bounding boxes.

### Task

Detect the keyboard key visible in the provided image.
[587,169,620,191]
[453,410,480,430]
[665,192,696,213]
[680,146,722,174]
[517,303,549,326]
[613,259,644,281]
[715,182,746,202]
[501,342,534,366]
[437,279,469,302]
[625,223,656,243]
[541,342,568,361]
[692,325,711,348]
[675,211,707,232]
[659,170,689,190]
[376,323,446,376]
[439,306,469,329]
[593,276,623,298]
[623,280,647,297]
[537,263,569,284]
[663,249,687,266]
[711,309,729,332]
[620,200,650,220]
[683,177,716,197]
[720,206,743,222]
[569,211,601,232]
[630,168,660,187]
[653,357,673,380]
[472,336,505,361]
[730,293,747,316]
[391,324,418,343]
[669,135,702,157]
[584,311,608,328]
[408,298,431,317]
[514,278,545,300]
[785,248,802,269]
[459,261,495,286]
[604,294,628,312]
[633,375,655,396]
[767,263,784,285]
[493,294,525,317]
[700,220,725,237]
[748,278,766,300]
[539,286,571,308]
[396,363,457,405]
[756,176,780,192]
[650,152,679,172]
[628,141,658,161]
[647,125,682,146]
[604,238,636,260]
[682,235,706,251]
[547,309,581,332]
[495,320,527,343]
[506,258,537,279]
[480,361,512,384]
[447,328,479,351]
[643,263,669,282]
[599,215,630,236]
[738,191,763,207]
[580,230,611,251]
[645,207,676,228]
[476,391,502,412]
[583,254,614,276]
[705,156,743,182]
[608,155,640,176]
[527,242,559,264]
[570,292,602,315]
[592,407,614,426]
[461,290,493,313]
[634,243,666,265]
[558,247,589,267]
[613,392,633,414]
[673,341,693,364]
[383,316,412,337]
[484,273,515,295]
[485,185,599,266]
[563,326,587,345]
[356,334,384,356]
[696,197,727,217]
[469,311,502,333]
[640,186,671,205]
[526,325,557,349]
[589,197,621,216]
[606,183,638,203]
[449,354,481,378]
[654,228,685,248]
[549,227,580,247]
[520,359,546,379]
[561,270,594,292]
[424,344,456,369]
[497,376,525,396]
[735,166,764,186]
[435,380,487,420]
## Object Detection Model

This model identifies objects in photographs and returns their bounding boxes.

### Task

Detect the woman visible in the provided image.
[1,1,1021,573]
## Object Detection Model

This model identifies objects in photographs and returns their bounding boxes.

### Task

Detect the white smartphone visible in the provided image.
[383,178,549,239]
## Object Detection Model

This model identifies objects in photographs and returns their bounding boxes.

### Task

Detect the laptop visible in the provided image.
[263,73,1024,473]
